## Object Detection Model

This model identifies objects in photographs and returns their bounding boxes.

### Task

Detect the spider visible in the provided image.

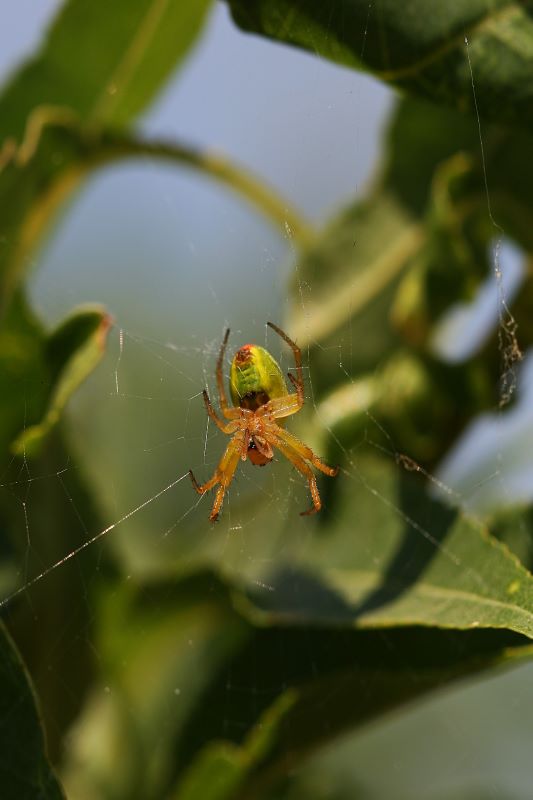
[189,321,339,522]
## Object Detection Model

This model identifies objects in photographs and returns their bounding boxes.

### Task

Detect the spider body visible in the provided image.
[189,322,338,522]
[230,344,286,411]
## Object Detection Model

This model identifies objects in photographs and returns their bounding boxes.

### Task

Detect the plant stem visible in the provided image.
[96,132,316,249]
[1,113,315,311]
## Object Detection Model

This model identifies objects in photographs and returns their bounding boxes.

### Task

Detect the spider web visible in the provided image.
[1,4,533,799]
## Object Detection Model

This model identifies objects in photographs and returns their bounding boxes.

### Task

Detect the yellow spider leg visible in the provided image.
[270,425,339,477]
[202,390,239,433]
[270,436,322,515]
[239,432,249,461]
[189,431,246,522]
[258,391,302,420]
[215,328,240,420]
[267,321,304,408]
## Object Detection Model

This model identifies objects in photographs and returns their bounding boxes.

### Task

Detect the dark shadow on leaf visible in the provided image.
[249,564,355,624]
[250,474,458,624]
[351,472,457,619]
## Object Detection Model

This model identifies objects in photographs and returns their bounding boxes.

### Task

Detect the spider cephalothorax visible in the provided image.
[189,322,338,521]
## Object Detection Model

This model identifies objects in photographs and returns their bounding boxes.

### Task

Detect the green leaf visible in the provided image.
[489,506,533,573]
[60,568,532,800]
[157,479,533,792]
[0,622,64,799]
[0,292,111,460]
[173,693,296,800]
[1,433,108,758]
[0,291,46,459]
[245,453,533,639]
[173,618,532,800]
[60,574,250,800]
[289,191,422,350]
[0,0,213,139]
[287,96,533,456]
[0,0,213,303]
[287,94,482,357]
[227,0,533,134]
[12,305,112,457]
[241,629,532,797]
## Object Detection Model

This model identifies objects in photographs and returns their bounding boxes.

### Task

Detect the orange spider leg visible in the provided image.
[267,321,304,408]
[270,425,339,477]
[189,430,246,522]
[269,435,322,515]
[215,328,240,419]
[202,390,239,433]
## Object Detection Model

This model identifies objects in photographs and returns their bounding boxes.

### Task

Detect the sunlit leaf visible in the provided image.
[489,505,533,574]
[245,453,533,639]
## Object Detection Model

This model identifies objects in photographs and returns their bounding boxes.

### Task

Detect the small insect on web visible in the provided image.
[189,322,339,521]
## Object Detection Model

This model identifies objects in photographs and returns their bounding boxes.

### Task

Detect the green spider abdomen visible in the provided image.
[230,344,287,410]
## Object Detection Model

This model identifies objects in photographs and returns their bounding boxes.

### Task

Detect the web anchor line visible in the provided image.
[0,473,188,610]
[464,35,522,407]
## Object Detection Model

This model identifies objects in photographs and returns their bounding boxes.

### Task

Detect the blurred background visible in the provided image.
[2,2,533,798]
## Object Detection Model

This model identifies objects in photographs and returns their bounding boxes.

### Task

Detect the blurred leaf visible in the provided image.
[0,0,213,303]
[388,105,533,346]
[173,693,296,800]
[61,573,250,800]
[0,290,46,458]
[238,629,532,798]
[317,349,497,467]
[12,305,112,456]
[0,120,93,299]
[0,621,64,799]
[290,94,533,346]
[175,615,532,800]
[227,0,533,134]
[0,291,111,458]
[289,192,422,350]
[0,297,111,761]
[288,97,533,457]
[2,3,533,798]
[244,453,533,638]
[59,568,533,800]
[287,95,482,368]
[0,0,213,140]
[173,745,245,800]
[0,117,310,310]
[489,505,533,573]
[1,433,108,760]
